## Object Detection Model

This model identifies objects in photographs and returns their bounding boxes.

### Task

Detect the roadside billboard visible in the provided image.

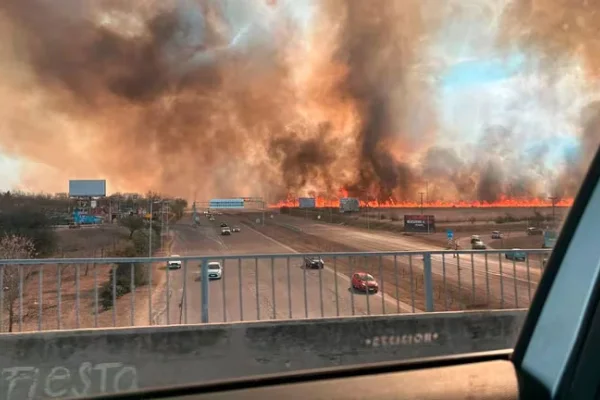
[298,197,316,208]
[69,180,106,197]
[339,197,360,213]
[404,215,436,233]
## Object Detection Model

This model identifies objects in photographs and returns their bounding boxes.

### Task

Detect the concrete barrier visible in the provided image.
[0,310,527,400]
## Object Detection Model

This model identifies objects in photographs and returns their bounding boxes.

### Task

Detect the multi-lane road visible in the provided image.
[154,212,548,325]
[157,214,413,326]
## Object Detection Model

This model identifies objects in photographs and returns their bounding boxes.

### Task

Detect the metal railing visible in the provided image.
[0,249,551,333]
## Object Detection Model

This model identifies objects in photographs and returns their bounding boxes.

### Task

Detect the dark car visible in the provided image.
[304,257,324,269]
[527,227,543,236]
[220,222,228,227]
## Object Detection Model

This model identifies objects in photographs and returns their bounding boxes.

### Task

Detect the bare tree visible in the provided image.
[0,234,35,332]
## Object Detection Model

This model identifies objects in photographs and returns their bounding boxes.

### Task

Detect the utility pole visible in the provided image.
[192,200,197,225]
[548,196,558,226]
[148,198,153,257]
[419,192,425,215]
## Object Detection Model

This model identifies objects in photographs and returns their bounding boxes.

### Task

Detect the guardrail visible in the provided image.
[0,310,526,399]
[0,249,550,333]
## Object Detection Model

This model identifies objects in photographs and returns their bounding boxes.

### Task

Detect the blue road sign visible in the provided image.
[447,230,454,239]
[209,198,245,209]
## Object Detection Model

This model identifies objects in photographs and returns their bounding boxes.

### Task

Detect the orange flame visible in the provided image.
[269,194,574,209]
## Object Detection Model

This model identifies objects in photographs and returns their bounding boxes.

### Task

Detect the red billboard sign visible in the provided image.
[404,215,436,233]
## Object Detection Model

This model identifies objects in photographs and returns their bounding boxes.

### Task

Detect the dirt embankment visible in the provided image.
[1,225,174,333]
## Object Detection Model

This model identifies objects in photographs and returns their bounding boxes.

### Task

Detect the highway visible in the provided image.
[157,215,414,326]
[153,211,547,325]
[262,214,547,309]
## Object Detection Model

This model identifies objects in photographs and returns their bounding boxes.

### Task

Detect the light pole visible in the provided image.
[419,192,425,215]
[160,202,165,250]
[148,198,162,257]
[148,199,153,257]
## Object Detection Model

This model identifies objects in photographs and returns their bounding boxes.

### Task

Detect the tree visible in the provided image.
[170,198,188,221]
[119,215,145,239]
[0,235,35,332]
[0,206,57,256]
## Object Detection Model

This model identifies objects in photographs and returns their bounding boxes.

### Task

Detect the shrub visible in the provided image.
[494,213,518,224]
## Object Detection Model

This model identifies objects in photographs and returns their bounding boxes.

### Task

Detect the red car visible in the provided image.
[351,272,379,293]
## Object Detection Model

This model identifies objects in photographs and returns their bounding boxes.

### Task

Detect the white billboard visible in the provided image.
[69,180,107,197]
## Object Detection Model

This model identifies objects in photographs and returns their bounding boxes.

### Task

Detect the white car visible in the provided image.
[207,262,222,279]
[221,226,231,235]
[168,255,182,269]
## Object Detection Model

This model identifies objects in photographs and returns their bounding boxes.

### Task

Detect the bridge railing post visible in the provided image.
[423,252,434,312]
[201,258,209,323]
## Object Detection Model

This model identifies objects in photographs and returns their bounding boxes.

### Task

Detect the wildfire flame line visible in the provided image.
[269,196,574,209]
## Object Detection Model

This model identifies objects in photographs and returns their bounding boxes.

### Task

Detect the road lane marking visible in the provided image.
[244,224,420,313]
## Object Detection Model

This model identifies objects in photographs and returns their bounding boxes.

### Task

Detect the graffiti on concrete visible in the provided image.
[2,362,138,400]
[364,332,440,347]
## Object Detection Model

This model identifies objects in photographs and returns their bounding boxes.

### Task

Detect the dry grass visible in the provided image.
[280,206,568,237]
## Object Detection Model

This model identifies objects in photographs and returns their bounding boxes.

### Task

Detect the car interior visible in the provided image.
[77,147,600,400]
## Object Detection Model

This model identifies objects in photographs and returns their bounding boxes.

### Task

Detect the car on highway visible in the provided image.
[209,216,215,221]
[351,272,379,293]
[505,248,527,261]
[471,239,487,250]
[220,222,228,227]
[470,235,481,244]
[221,226,231,235]
[207,261,223,279]
[232,226,241,232]
[304,256,324,269]
[168,255,182,269]
[526,227,543,236]
[491,231,502,239]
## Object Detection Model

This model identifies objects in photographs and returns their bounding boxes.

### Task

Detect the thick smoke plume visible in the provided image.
[0,0,595,202]
[500,0,600,196]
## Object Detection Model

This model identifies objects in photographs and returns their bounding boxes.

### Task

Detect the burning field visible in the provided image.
[0,0,598,202]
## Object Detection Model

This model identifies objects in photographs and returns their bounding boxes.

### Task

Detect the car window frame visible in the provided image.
[512,145,600,398]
